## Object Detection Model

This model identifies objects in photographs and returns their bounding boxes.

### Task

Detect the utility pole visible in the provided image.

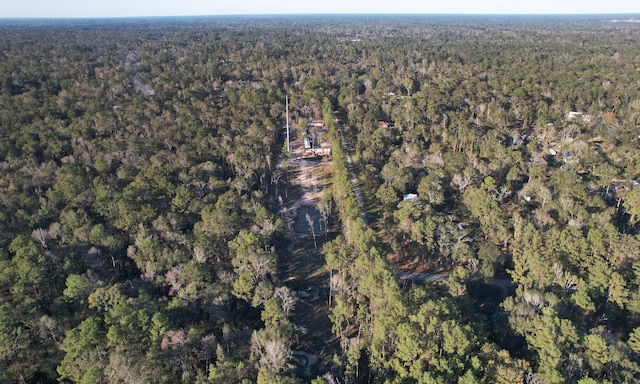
[286,94,290,154]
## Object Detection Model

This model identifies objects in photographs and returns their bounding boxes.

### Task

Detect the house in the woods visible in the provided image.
[566,111,593,123]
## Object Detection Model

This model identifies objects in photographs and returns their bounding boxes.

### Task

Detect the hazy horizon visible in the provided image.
[2,13,640,22]
[3,0,639,19]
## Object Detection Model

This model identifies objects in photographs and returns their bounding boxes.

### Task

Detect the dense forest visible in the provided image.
[1,15,640,384]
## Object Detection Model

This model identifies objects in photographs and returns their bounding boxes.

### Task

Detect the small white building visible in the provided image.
[403,193,418,201]
[566,111,593,123]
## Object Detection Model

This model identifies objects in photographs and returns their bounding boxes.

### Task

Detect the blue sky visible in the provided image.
[2,0,639,18]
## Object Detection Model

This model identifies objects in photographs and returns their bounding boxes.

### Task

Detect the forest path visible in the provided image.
[396,271,449,282]
[397,271,513,290]
[291,350,319,379]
